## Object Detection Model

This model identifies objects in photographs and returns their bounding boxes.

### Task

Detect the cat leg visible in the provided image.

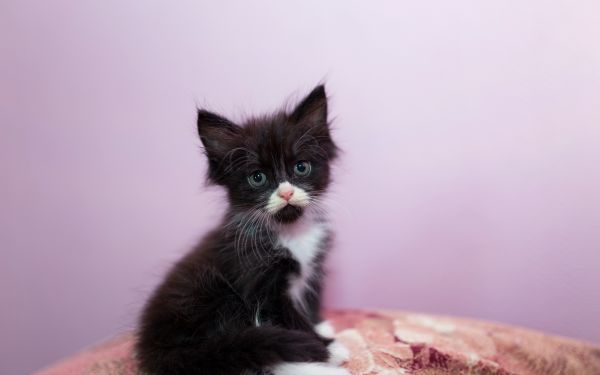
[272,280,350,367]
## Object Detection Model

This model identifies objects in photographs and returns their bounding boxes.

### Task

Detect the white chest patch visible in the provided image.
[277,217,328,309]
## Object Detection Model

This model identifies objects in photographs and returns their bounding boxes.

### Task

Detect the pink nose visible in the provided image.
[278,185,294,201]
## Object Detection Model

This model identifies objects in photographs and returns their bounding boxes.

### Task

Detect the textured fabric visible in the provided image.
[36,310,600,375]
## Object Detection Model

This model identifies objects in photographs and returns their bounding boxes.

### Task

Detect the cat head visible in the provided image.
[197,85,338,224]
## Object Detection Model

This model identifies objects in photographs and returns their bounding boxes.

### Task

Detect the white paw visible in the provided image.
[314,320,336,338]
[271,362,350,375]
[327,340,350,365]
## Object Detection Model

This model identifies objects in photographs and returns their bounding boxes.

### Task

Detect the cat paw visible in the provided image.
[271,362,350,375]
[321,366,351,375]
[327,340,350,365]
[314,320,336,338]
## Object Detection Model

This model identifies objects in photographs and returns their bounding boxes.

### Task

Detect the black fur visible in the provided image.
[136,85,339,375]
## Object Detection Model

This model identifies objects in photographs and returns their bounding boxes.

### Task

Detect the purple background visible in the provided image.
[2,1,600,374]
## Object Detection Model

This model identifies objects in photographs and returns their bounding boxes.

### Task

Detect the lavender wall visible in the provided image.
[2,1,600,374]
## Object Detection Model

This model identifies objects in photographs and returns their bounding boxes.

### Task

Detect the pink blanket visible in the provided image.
[36,310,600,375]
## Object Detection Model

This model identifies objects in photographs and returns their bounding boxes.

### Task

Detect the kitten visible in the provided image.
[135,85,350,375]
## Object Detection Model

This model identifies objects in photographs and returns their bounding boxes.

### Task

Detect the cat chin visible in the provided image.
[273,205,304,224]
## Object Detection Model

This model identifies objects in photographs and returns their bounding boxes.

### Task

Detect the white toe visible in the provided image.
[314,320,336,338]
[327,341,350,365]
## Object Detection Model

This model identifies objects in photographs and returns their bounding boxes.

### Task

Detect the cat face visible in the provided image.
[197,85,338,224]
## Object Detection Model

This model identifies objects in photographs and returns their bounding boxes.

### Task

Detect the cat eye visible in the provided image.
[247,171,267,188]
[293,161,311,177]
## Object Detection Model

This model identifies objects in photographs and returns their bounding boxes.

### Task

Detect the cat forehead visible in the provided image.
[243,115,299,134]
[241,119,306,152]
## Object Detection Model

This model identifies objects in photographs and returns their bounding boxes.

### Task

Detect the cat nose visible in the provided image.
[278,183,295,201]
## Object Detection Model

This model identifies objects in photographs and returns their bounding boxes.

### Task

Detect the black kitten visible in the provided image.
[136,85,350,375]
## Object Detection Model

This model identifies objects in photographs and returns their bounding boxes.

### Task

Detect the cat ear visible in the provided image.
[290,85,328,127]
[290,85,338,159]
[197,109,241,180]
